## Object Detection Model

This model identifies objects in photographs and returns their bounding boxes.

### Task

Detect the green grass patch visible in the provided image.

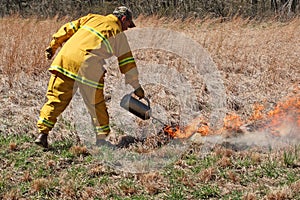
[1,134,300,199]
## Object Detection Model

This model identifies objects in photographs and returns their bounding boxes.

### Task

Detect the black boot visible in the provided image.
[34,133,48,148]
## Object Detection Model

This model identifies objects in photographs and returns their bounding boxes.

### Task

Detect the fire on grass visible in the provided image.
[164,94,300,139]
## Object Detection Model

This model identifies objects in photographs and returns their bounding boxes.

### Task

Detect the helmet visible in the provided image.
[113,6,136,28]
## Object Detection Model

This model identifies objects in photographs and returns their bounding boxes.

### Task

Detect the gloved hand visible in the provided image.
[134,86,145,99]
[45,46,54,60]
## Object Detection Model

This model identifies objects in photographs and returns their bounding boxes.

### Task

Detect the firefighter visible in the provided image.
[35,6,145,148]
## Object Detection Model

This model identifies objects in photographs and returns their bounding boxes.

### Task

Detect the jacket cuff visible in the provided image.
[129,80,140,90]
[124,68,140,89]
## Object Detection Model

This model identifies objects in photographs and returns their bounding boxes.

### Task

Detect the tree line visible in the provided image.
[124,0,300,19]
[1,0,299,19]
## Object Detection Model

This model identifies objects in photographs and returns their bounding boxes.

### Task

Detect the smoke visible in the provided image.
[190,115,300,151]
[189,93,300,151]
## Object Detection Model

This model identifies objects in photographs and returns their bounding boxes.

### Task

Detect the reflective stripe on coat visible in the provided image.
[48,14,138,89]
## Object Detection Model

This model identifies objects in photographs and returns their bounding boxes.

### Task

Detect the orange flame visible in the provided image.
[163,94,299,139]
[223,113,243,131]
[164,118,203,139]
[265,96,300,136]
[183,117,204,138]
[250,103,265,121]
[163,125,181,138]
[197,124,210,136]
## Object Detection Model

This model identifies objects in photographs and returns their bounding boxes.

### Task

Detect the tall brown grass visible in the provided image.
[0,15,299,135]
[135,15,300,118]
[0,15,71,138]
[0,15,299,200]
[0,16,68,88]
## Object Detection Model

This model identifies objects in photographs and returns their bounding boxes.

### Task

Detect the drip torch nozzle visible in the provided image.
[151,115,168,126]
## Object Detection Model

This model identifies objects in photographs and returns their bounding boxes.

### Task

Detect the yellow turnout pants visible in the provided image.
[37,72,110,139]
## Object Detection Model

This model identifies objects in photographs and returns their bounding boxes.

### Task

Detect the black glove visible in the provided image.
[134,86,145,99]
[45,46,54,60]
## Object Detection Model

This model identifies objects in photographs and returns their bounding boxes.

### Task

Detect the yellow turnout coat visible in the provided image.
[49,13,139,89]
[37,14,139,137]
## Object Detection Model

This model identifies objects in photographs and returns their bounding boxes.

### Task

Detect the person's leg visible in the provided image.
[36,72,76,147]
[79,83,110,142]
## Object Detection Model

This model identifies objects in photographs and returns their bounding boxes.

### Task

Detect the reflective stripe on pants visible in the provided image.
[37,72,110,135]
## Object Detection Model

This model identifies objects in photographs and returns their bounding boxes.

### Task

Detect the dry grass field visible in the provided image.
[0,15,299,199]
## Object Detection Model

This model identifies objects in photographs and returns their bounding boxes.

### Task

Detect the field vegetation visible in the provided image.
[0,1,300,199]
[1,0,300,19]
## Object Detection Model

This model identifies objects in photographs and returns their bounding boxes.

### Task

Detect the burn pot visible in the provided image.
[120,94,152,120]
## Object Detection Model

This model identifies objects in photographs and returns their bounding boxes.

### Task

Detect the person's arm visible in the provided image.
[45,14,91,59]
[118,51,140,89]
[111,32,144,98]
[111,32,138,86]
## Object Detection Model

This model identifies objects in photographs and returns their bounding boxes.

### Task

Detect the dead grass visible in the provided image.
[135,16,300,120]
[0,16,59,82]
[69,145,88,156]
[9,142,17,151]
[214,146,234,157]
[227,170,240,183]
[88,165,106,177]
[199,167,217,183]
[243,193,257,200]
[61,181,77,199]
[30,178,48,193]
[264,187,293,200]
[138,172,163,195]
[21,171,32,182]
[46,160,56,168]
[1,15,299,137]
[0,15,299,199]
[217,156,232,167]
[250,152,262,164]
[2,189,20,200]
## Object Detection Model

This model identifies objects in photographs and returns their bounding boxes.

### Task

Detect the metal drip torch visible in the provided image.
[120,93,167,126]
